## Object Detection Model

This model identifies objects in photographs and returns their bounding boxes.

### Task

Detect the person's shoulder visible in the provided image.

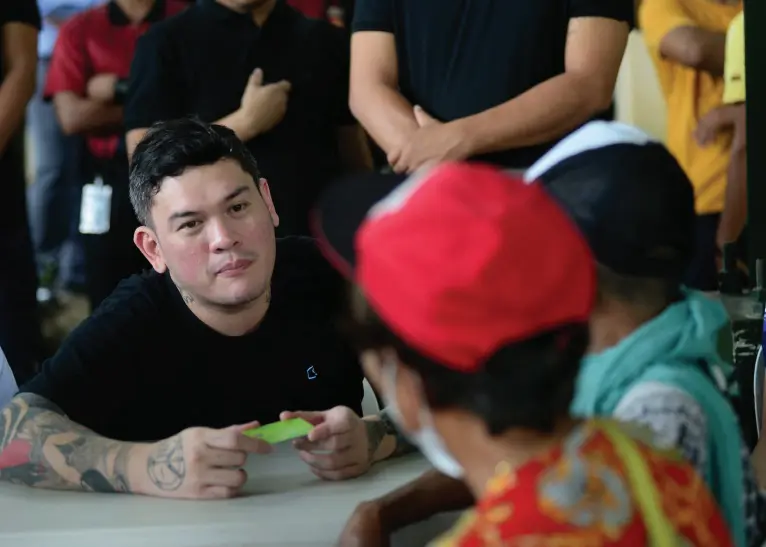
[92,269,172,319]
[140,3,200,44]
[59,6,105,35]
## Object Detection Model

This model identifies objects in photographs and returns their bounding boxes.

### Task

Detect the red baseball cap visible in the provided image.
[312,163,595,373]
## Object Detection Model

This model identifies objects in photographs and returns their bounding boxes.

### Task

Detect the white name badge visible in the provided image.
[79,179,112,235]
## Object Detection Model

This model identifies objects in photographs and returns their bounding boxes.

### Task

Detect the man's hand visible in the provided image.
[389,106,469,174]
[694,107,730,147]
[86,74,119,103]
[238,68,291,137]
[281,407,380,481]
[339,501,390,547]
[141,421,272,499]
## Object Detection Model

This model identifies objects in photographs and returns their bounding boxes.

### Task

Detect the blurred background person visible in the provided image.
[0,0,44,384]
[44,0,187,310]
[125,0,372,239]
[349,0,632,174]
[639,0,741,291]
[25,0,103,306]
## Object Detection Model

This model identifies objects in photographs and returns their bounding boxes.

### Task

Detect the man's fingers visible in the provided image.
[310,463,367,482]
[280,410,325,426]
[203,468,248,489]
[298,448,358,471]
[206,425,273,454]
[413,105,436,127]
[294,431,352,452]
[203,447,247,468]
[273,79,292,92]
[250,68,264,86]
[201,485,240,499]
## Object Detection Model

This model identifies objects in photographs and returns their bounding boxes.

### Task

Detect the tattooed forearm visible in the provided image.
[365,408,417,463]
[0,393,138,493]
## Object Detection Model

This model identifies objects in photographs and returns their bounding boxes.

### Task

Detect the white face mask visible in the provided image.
[382,361,464,479]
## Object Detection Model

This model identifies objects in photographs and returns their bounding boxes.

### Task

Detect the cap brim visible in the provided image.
[311,172,406,279]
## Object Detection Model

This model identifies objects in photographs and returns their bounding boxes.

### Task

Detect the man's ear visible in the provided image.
[259,178,280,228]
[134,226,166,273]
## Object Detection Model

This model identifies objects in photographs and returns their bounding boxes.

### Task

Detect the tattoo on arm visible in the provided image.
[365,408,417,463]
[147,435,185,491]
[0,393,136,492]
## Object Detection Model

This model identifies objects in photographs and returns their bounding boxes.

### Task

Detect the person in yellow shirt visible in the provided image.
[695,11,746,258]
[639,0,741,290]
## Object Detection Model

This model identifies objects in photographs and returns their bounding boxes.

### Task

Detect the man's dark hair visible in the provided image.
[595,263,681,317]
[345,287,588,435]
[129,117,262,226]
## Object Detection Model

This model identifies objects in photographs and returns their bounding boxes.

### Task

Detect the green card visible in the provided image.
[242,418,314,444]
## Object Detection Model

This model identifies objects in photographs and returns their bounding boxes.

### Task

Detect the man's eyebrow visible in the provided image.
[167,186,252,225]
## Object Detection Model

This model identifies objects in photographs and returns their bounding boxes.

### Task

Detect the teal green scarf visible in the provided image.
[571,290,746,547]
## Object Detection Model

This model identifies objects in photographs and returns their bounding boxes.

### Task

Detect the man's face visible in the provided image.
[136,159,279,309]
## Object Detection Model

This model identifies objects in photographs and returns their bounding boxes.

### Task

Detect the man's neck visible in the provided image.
[215,0,277,26]
[115,0,155,23]
[182,288,271,337]
[587,301,662,354]
[442,414,579,500]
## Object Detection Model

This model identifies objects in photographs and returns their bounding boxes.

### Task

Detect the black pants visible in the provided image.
[0,135,43,384]
[82,153,146,310]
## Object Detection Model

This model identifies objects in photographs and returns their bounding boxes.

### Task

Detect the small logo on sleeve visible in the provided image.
[306,366,318,380]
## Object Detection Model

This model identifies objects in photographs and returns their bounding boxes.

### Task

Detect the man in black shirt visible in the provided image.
[0,118,398,499]
[124,0,372,238]
[0,0,43,384]
[349,0,633,172]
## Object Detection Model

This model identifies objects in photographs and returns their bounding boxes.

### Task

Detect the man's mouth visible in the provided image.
[216,259,253,276]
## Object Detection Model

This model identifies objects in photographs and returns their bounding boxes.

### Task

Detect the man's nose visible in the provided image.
[208,218,240,251]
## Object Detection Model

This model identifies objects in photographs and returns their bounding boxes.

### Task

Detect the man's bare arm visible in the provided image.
[0,393,146,492]
[366,469,472,531]
[349,31,419,155]
[127,111,257,160]
[659,27,726,76]
[0,22,37,155]
[53,91,123,136]
[454,17,628,157]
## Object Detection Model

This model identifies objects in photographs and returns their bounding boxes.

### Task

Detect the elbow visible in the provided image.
[580,79,615,118]
[348,84,365,124]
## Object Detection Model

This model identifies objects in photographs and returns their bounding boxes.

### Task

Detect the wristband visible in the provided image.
[114,79,129,105]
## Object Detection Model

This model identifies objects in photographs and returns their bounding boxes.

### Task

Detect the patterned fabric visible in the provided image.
[430,420,733,547]
[615,381,766,547]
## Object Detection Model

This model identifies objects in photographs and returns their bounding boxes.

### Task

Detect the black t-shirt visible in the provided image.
[353,0,633,169]
[20,238,364,442]
[125,0,356,238]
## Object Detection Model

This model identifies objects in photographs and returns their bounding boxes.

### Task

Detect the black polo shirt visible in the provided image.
[353,0,633,169]
[125,0,356,237]
[20,237,364,442]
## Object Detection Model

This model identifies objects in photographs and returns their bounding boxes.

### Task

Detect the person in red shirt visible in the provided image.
[312,163,733,546]
[44,0,187,309]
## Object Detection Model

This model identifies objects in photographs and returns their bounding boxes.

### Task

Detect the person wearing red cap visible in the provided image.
[315,162,733,545]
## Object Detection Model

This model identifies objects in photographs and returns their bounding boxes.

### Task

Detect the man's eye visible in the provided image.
[179,220,200,231]
[230,202,249,213]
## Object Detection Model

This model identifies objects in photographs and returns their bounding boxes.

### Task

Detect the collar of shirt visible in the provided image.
[199,0,295,29]
[107,0,166,26]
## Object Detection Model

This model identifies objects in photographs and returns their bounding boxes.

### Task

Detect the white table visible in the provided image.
[0,443,457,546]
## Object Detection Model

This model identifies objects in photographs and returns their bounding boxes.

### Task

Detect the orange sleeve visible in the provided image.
[639,0,696,51]
[43,14,90,100]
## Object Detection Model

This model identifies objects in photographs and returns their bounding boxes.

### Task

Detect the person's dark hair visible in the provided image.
[129,117,262,226]
[595,263,681,315]
[345,287,588,435]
